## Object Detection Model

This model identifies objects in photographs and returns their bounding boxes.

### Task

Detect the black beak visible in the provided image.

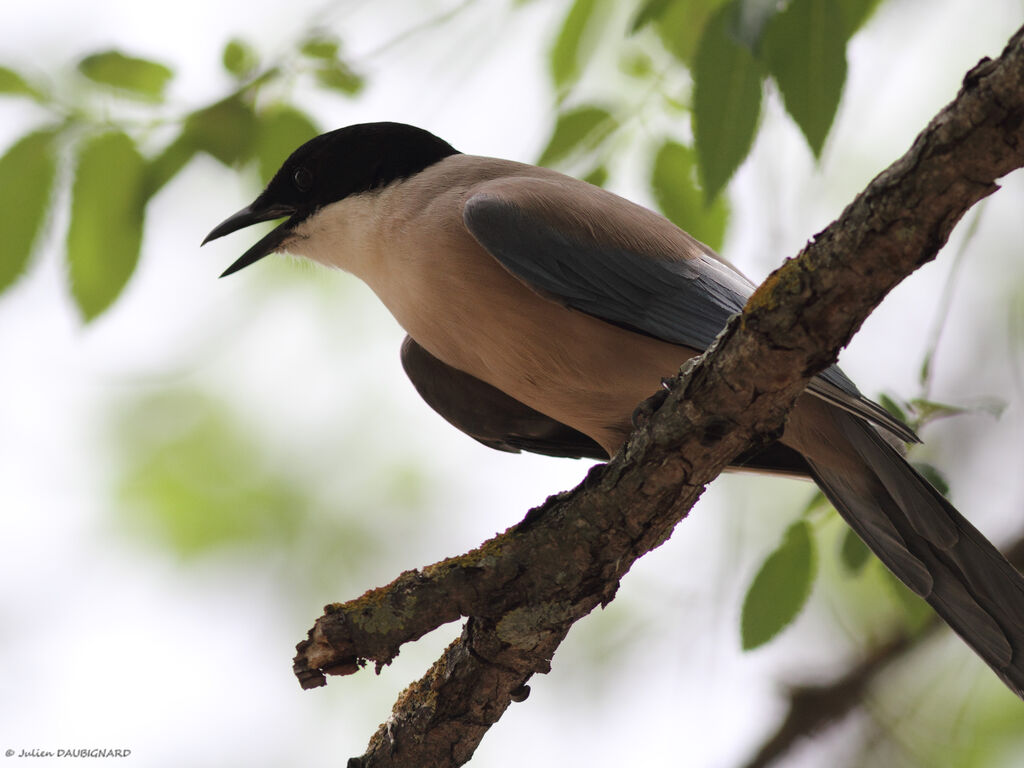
[202,202,298,277]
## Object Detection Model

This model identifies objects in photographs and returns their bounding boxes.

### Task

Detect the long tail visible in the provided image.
[794,405,1024,697]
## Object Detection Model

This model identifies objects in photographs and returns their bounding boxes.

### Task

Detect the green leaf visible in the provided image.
[314,61,365,96]
[0,66,42,99]
[760,0,847,157]
[692,2,763,201]
[256,106,320,184]
[733,0,783,49]
[801,488,831,516]
[908,397,969,426]
[839,527,871,574]
[912,462,950,499]
[877,392,908,423]
[184,96,257,166]
[837,0,884,40]
[538,105,615,167]
[77,50,173,101]
[583,165,609,187]
[650,139,728,250]
[550,0,606,93]
[631,0,674,32]
[300,37,340,60]
[222,39,258,78]
[0,130,58,293]
[654,0,727,68]
[883,569,934,632]
[67,131,146,321]
[142,133,196,201]
[619,49,655,79]
[741,520,817,650]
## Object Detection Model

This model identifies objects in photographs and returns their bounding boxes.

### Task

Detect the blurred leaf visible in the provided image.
[184,96,257,166]
[222,39,258,78]
[801,488,832,516]
[631,0,673,31]
[583,165,609,187]
[654,0,727,68]
[538,104,615,166]
[77,50,173,101]
[550,0,606,94]
[142,133,197,200]
[911,398,966,424]
[693,2,763,201]
[760,0,847,157]
[256,106,319,183]
[912,461,950,498]
[837,0,884,39]
[650,138,728,249]
[884,569,933,632]
[67,131,145,321]
[112,389,432,574]
[619,49,654,78]
[0,65,43,99]
[741,520,817,650]
[116,391,305,558]
[972,397,1007,419]
[733,0,782,49]
[839,527,871,574]
[0,130,58,293]
[314,60,364,95]
[878,392,908,423]
[300,36,341,60]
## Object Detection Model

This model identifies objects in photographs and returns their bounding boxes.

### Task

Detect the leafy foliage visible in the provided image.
[550,0,609,96]
[67,131,146,320]
[651,0,728,68]
[692,2,764,202]
[741,519,817,650]
[184,96,259,167]
[839,526,872,574]
[0,65,43,99]
[650,139,728,249]
[77,50,174,101]
[116,391,307,557]
[0,130,57,292]
[256,106,320,184]
[538,104,615,166]
[222,39,259,78]
[545,0,865,208]
[0,38,338,320]
[0,1,881,322]
[760,0,848,157]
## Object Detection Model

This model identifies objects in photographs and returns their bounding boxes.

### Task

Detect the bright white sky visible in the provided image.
[1,1,1023,767]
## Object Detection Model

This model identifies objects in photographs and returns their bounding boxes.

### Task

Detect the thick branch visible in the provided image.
[296,25,1024,768]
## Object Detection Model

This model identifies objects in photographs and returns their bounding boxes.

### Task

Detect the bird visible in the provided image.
[203,121,1024,699]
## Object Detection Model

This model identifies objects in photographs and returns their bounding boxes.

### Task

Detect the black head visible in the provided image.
[202,122,460,276]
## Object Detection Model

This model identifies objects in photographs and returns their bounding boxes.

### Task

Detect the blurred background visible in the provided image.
[1,0,1023,766]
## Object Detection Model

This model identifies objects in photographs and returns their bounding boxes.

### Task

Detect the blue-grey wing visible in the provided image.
[462,178,917,443]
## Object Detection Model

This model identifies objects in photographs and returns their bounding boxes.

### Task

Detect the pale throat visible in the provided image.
[282,192,392,284]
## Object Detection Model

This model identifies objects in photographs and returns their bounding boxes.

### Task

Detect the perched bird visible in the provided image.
[204,121,1024,698]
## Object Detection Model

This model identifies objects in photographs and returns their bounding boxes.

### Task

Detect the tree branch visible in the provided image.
[294,25,1024,768]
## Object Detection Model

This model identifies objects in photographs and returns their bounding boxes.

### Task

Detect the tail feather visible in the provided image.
[804,411,1024,697]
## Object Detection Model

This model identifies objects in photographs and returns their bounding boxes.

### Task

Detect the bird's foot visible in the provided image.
[631,379,674,429]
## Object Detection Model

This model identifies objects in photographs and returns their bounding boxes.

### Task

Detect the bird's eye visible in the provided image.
[293,167,313,192]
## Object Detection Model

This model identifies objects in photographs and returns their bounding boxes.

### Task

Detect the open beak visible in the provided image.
[202,202,297,277]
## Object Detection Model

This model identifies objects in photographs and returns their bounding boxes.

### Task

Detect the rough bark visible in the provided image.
[294,25,1024,768]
